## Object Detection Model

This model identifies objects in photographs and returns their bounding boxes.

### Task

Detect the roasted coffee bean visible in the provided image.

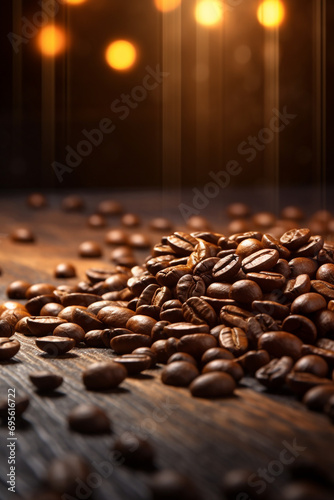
[281,205,304,221]
[303,384,334,411]
[160,300,185,323]
[280,228,311,250]
[229,279,263,304]
[110,247,136,267]
[46,454,91,497]
[293,355,328,378]
[25,294,60,315]
[29,371,63,392]
[166,232,198,256]
[261,233,291,259]
[168,352,197,366]
[68,404,111,434]
[256,356,294,389]
[113,354,151,375]
[281,480,333,500]
[294,235,324,258]
[282,314,317,344]
[190,372,236,398]
[26,316,67,337]
[286,372,333,396]
[311,280,334,300]
[182,297,217,328]
[98,199,123,215]
[156,265,192,287]
[136,284,160,308]
[149,217,173,231]
[97,305,135,328]
[83,361,127,390]
[72,308,103,333]
[258,332,303,360]
[0,320,14,337]
[132,347,157,367]
[113,434,155,469]
[128,232,151,249]
[206,282,232,299]
[35,336,75,356]
[202,359,243,382]
[15,317,32,335]
[273,258,291,278]
[252,300,289,319]
[246,314,279,344]
[126,315,157,335]
[313,309,334,337]
[220,305,254,330]
[120,212,141,228]
[58,305,86,322]
[236,350,270,375]
[151,339,170,364]
[0,395,29,418]
[289,257,318,278]
[161,361,199,386]
[26,284,56,300]
[246,271,286,292]
[54,263,77,279]
[87,213,107,228]
[0,338,20,360]
[252,211,276,228]
[291,292,326,315]
[78,241,102,258]
[61,195,85,212]
[316,337,334,351]
[318,246,334,265]
[61,293,102,308]
[316,263,334,284]
[53,322,85,345]
[283,274,311,301]
[201,347,234,365]
[10,227,35,243]
[27,192,48,209]
[84,329,108,347]
[40,303,64,317]
[7,280,31,299]
[176,274,206,303]
[0,301,27,314]
[146,255,175,275]
[163,322,209,339]
[235,238,263,258]
[193,257,220,285]
[226,202,251,219]
[242,249,279,273]
[301,345,334,366]
[212,254,241,281]
[110,333,152,354]
[227,219,250,235]
[177,333,217,359]
[147,469,201,500]
[219,327,248,356]
[201,296,235,313]
[127,274,157,295]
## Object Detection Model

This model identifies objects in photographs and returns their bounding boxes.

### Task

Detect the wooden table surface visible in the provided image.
[0,189,334,500]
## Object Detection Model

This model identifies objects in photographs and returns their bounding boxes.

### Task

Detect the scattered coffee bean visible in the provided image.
[161,361,199,386]
[146,469,201,500]
[7,280,31,299]
[82,361,127,390]
[27,192,48,209]
[0,338,20,360]
[190,371,236,398]
[78,241,102,258]
[29,371,63,392]
[35,336,75,356]
[46,454,90,496]
[87,213,107,228]
[10,227,35,243]
[293,355,328,378]
[97,199,123,216]
[61,195,85,212]
[113,354,151,375]
[54,263,77,279]
[258,331,303,360]
[68,404,111,434]
[53,322,85,345]
[302,384,334,411]
[112,434,155,469]
[202,359,244,382]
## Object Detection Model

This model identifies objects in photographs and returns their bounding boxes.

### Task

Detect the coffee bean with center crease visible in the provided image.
[193,257,220,285]
[26,316,67,336]
[182,297,217,328]
[202,359,244,382]
[236,350,270,375]
[293,355,328,378]
[283,274,311,301]
[166,232,198,256]
[156,265,192,287]
[252,300,290,320]
[35,336,75,356]
[291,292,326,315]
[258,332,303,360]
[256,356,294,389]
[163,322,209,339]
[280,228,311,250]
[235,238,263,259]
[83,361,127,390]
[68,404,111,434]
[53,322,85,345]
[206,282,232,299]
[201,347,235,366]
[212,254,241,281]
[161,361,199,386]
[261,233,291,259]
[246,314,279,344]
[282,315,317,344]
[246,271,286,292]
[160,300,184,323]
[311,280,334,301]
[220,305,254,330]
[111,334,152,354]
[29,371,63,392]
[242,249,279,273]
[294,235,324,257]
[190,372,236,398]
[0,338,20,360]
[229,279,263,304]
[176,274,206,303]
[177,334,217,359]
[219,327,248,356]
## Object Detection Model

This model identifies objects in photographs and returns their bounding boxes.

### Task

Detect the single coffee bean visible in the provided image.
[282,315,317,344]
[236,238,264,258]
[283,274,311,301]
[258,332,303,360]
[220,305,254,330]
[256,356,294,389]
[193,257,220,285]
[293,355,328,378]
[156,265,192,287]
[10,227,35,243]
[161,361,199,386]
[29,371,63,392]
[227,202,251,219]
[246,271,286,292]
[281,480,333,500]
[112,434,155,469]
[26,316,67,336]
[127,274,158,295]
[35,336,75,356]
[291,292,326,315]
[242,248,279,273]
[61,195,85,212]
[146,469,201,500]
[72,308,103,333]
[280,228,311,250]
[294,235,324,257]
[311,280,334,301]
[54,263,77,279]
[212,254,242,281]
[182,297,217,328]
[201,347,235,365]
[83,361,127,390]
[0,320,14,337]
[166,232,198,256]
[87,300,117,315]
[202,359,244,382]
[110,334,152,354]
[128,232,151,249]
[177,333,217,359]
[46,454,91,497]
[84,329,108,347]
[0,395,29,418]
[53,322,85,345]
[316,263,334,284]
[236,350,270,375]
[78,241,102,258]
[163,322,209,339]
[132,347,157,367]
[190,372,236,398]
[301,344,334,366]
[222,468,268,500]
[97,199,123,215]
[27,192,48,209]
[303,384,334,411]
[151,339,170,364]
[160,300,185,323]
[317,338,334,351]
[97,305,135,328]
[0,338,20,360]
[176,274,206,303]
[313,309,334,337]
[126,315,157,335]
[26,284,56,300]
[219,327,248,356]
[149,217,173,232]
[168,352,198,366]
[61,293,102,308]
[113,354,151,375]
[87,213,107,228]
[7,280,31,299]
[206,282,231,299]
[68,404,111,434]
[289,257,318,278]
[229,279,263,304]
[261,233,291,259]
[273,258,291,278]
[40,302,64,317]
[286,371,333,396]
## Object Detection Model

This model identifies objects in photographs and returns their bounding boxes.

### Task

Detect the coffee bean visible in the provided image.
[35,336,75,356]
[227,202,251,219]
[97,305,135,328]
[316,263,334,284]
[0,320,14,337]
[236,349,270,375]
[160,300,185,323]
[219,327,248,356]
[301,344,334,366]
[282,315,317,344]
[27,192,48,209]
[280,228,311,250]
[54,263,77,279]
[291,292,326,315]
[311,280,334,300]
[258,332,303,360]
[175,275,206,303]
[201,347,235,365]
[161,361,199,386]
[168,352,197,365]
[84,329,108,347]
[113,354,152,375]
[313,309,334,337]
[29,371,63,392]
[261,233,291,259]
[229,279,263,304]
[281,480,333,500]
[132,347,157,367]
[303,384,334,411]
[61,195,85,212]
[128,274,158,295]
[246,314,279,345]
[46,454,91,497]
[7,280,31,299]
[190,372,236,398]
[26,316,67,336]
[242,248,279,273]
[111,333,152,354]
[97,199,123,216]
[72,308,103,333]
[294,235,324,257]
[83,361,127,390]
[113,434,155,469]
[212,254,242,281]
[286,371,333,396]
[293,355,328,378]
[10,227,35,243]
[26,284,56,300]
[53,322,85,345]
[68,404,111,434]
[283,274,311,301]
[162,322,208,339]
[149,217,173,231]
[40,303,64,317]
[252,211,276,228]
[166,232,198,256]
[289,257,318,278]
[177,333,217,359]
[151,339,170,364]
[126,314,157,335]
[0,338,20,360]
[246,271,286,292]
[25,294,60,315]
[147,469,201,500]
[182,297,217,328]
[273,258,291,278]
[222,468,268,500]
[156,265,192,287]
[235,238,264,259]
[256,357,294,389]
[206,282,232,299]
[316,338,334,351]
[0,395,29,418]
[202,359,244,381]
[87,213,107,228]
[78,241,102,258]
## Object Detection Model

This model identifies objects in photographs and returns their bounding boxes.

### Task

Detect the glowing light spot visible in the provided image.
[64,0,87,4]
[195,0,223,26]
[105,40,137,71]
[37,25,66,56]
[154,0,181,12]
[257,0,285,28]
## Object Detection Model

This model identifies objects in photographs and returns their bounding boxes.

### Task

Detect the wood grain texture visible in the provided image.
[0,191,334,500]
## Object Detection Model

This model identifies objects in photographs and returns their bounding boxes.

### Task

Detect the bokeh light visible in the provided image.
[257,0,285,28]
[195,0,223,26]
[37,25,66,56]
[64,0,87,4]
[105,40,137,71]
[154,0,182,12]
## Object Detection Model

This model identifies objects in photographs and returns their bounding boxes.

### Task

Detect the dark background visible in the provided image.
[0,0,333,191]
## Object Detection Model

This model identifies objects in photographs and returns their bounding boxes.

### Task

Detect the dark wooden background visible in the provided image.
[0,189,334,500]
